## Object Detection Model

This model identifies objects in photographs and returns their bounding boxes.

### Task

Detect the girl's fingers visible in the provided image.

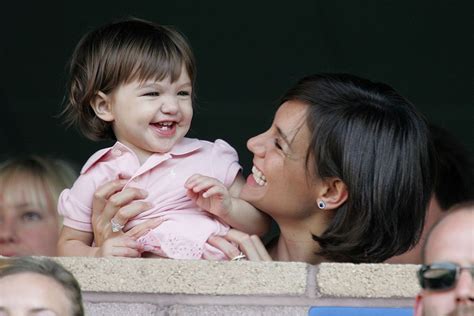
[184,173,205,187]
[111,247,141,258]
[201,186,224,198]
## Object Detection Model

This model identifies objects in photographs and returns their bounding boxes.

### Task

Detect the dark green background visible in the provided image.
[1,1,472,174]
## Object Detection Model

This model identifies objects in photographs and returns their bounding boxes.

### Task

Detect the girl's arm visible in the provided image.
[57,226,97,256]
[185,172,271,236]
[57,226,141,257]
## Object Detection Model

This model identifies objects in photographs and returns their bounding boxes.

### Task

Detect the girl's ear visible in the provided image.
[317,177,348,211]
[90,91,114,122]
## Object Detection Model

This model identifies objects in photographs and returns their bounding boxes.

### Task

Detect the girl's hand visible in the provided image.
[91,178,152,247]
[207,229,273,261]
[95,235,142,257]
[185,174,232,218]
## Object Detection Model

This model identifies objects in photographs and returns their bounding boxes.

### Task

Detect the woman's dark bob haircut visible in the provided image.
[281,73,435,263]
[62,17,196,141]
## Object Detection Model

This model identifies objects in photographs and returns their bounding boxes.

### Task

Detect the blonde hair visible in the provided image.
[0,155,78,218]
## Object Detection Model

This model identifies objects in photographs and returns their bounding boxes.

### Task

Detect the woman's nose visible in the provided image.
[455,268,474,303]
[0,218,18,244]
[247,132,266,158]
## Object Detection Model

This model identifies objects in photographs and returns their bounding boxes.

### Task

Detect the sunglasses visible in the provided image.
[418,262,474,291]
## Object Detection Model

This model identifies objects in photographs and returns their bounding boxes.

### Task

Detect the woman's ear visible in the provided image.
[90,91,114,122]
[318,178,348,210]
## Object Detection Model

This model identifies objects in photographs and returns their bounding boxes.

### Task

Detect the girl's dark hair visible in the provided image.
[281,73,435,263]
[62,17,196,141]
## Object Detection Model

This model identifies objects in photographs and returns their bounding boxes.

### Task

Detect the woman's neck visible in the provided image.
[269,214,330,265]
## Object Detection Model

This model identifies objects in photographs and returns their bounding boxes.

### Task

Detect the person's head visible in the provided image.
[415,201,474,316]
[386,124,474,264]
[430,124,474,212]
[0,256,84,316]
[240,73,435,263]
[63,17,196,160]
[0,155,77,256]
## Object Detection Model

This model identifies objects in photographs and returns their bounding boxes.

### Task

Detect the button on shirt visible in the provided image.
[58,138,242,233]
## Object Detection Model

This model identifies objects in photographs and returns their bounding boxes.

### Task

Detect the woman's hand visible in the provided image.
[207,229,273,261]
[91,178,152,247]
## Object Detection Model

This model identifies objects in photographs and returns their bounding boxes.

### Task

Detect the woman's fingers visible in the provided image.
[102,187,148,223]
[126,217,164,239]
[225,229,273,261]
[92,179,127,215]
[207,235,241,260]
[249,235,273,261]
[111,200,152,227]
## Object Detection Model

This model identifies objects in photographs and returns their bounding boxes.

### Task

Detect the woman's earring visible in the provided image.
[317,200,326,209]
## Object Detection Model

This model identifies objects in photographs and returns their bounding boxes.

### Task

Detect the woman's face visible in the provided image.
[0,179,60,257]
[240,100,320,219]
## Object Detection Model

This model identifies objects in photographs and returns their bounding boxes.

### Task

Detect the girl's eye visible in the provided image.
[177,90,191,97]
[144,91,160,97]
[22,211,42,222]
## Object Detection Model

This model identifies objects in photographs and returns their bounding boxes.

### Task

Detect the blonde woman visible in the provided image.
[0,155,77,256]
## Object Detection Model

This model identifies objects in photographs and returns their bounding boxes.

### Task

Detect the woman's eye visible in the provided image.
[177,90,191,97]
[22,211,42,222]
[274,138,283,150]
[144,91,160,97]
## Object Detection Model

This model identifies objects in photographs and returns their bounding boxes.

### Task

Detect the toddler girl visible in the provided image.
[57,18,269,259]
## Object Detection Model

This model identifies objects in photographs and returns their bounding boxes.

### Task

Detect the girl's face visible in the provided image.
[0,177,60,257]
[104,66,193,163]
[240,100,321,220]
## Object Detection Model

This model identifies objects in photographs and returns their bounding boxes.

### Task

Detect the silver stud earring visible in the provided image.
[317,200,326,209]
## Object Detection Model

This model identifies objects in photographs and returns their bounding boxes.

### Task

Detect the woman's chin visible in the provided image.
[239,175,267,203]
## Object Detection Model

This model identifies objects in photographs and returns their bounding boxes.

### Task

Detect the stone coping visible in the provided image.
[49,257,421,298]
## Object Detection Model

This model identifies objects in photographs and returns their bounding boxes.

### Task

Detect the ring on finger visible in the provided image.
[231,252,247,261]
[110,218,125,233]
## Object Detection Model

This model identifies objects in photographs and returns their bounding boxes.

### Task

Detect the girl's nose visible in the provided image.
[160,96,179,114]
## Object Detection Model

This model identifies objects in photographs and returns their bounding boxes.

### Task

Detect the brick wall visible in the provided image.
[54,257,419,315]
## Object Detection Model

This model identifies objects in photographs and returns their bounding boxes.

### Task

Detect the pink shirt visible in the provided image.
[58,138,241,259]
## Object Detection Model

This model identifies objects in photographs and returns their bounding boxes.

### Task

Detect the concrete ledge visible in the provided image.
[55,257,307,295]
[316,262,419,298]
[50,257,419,315]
